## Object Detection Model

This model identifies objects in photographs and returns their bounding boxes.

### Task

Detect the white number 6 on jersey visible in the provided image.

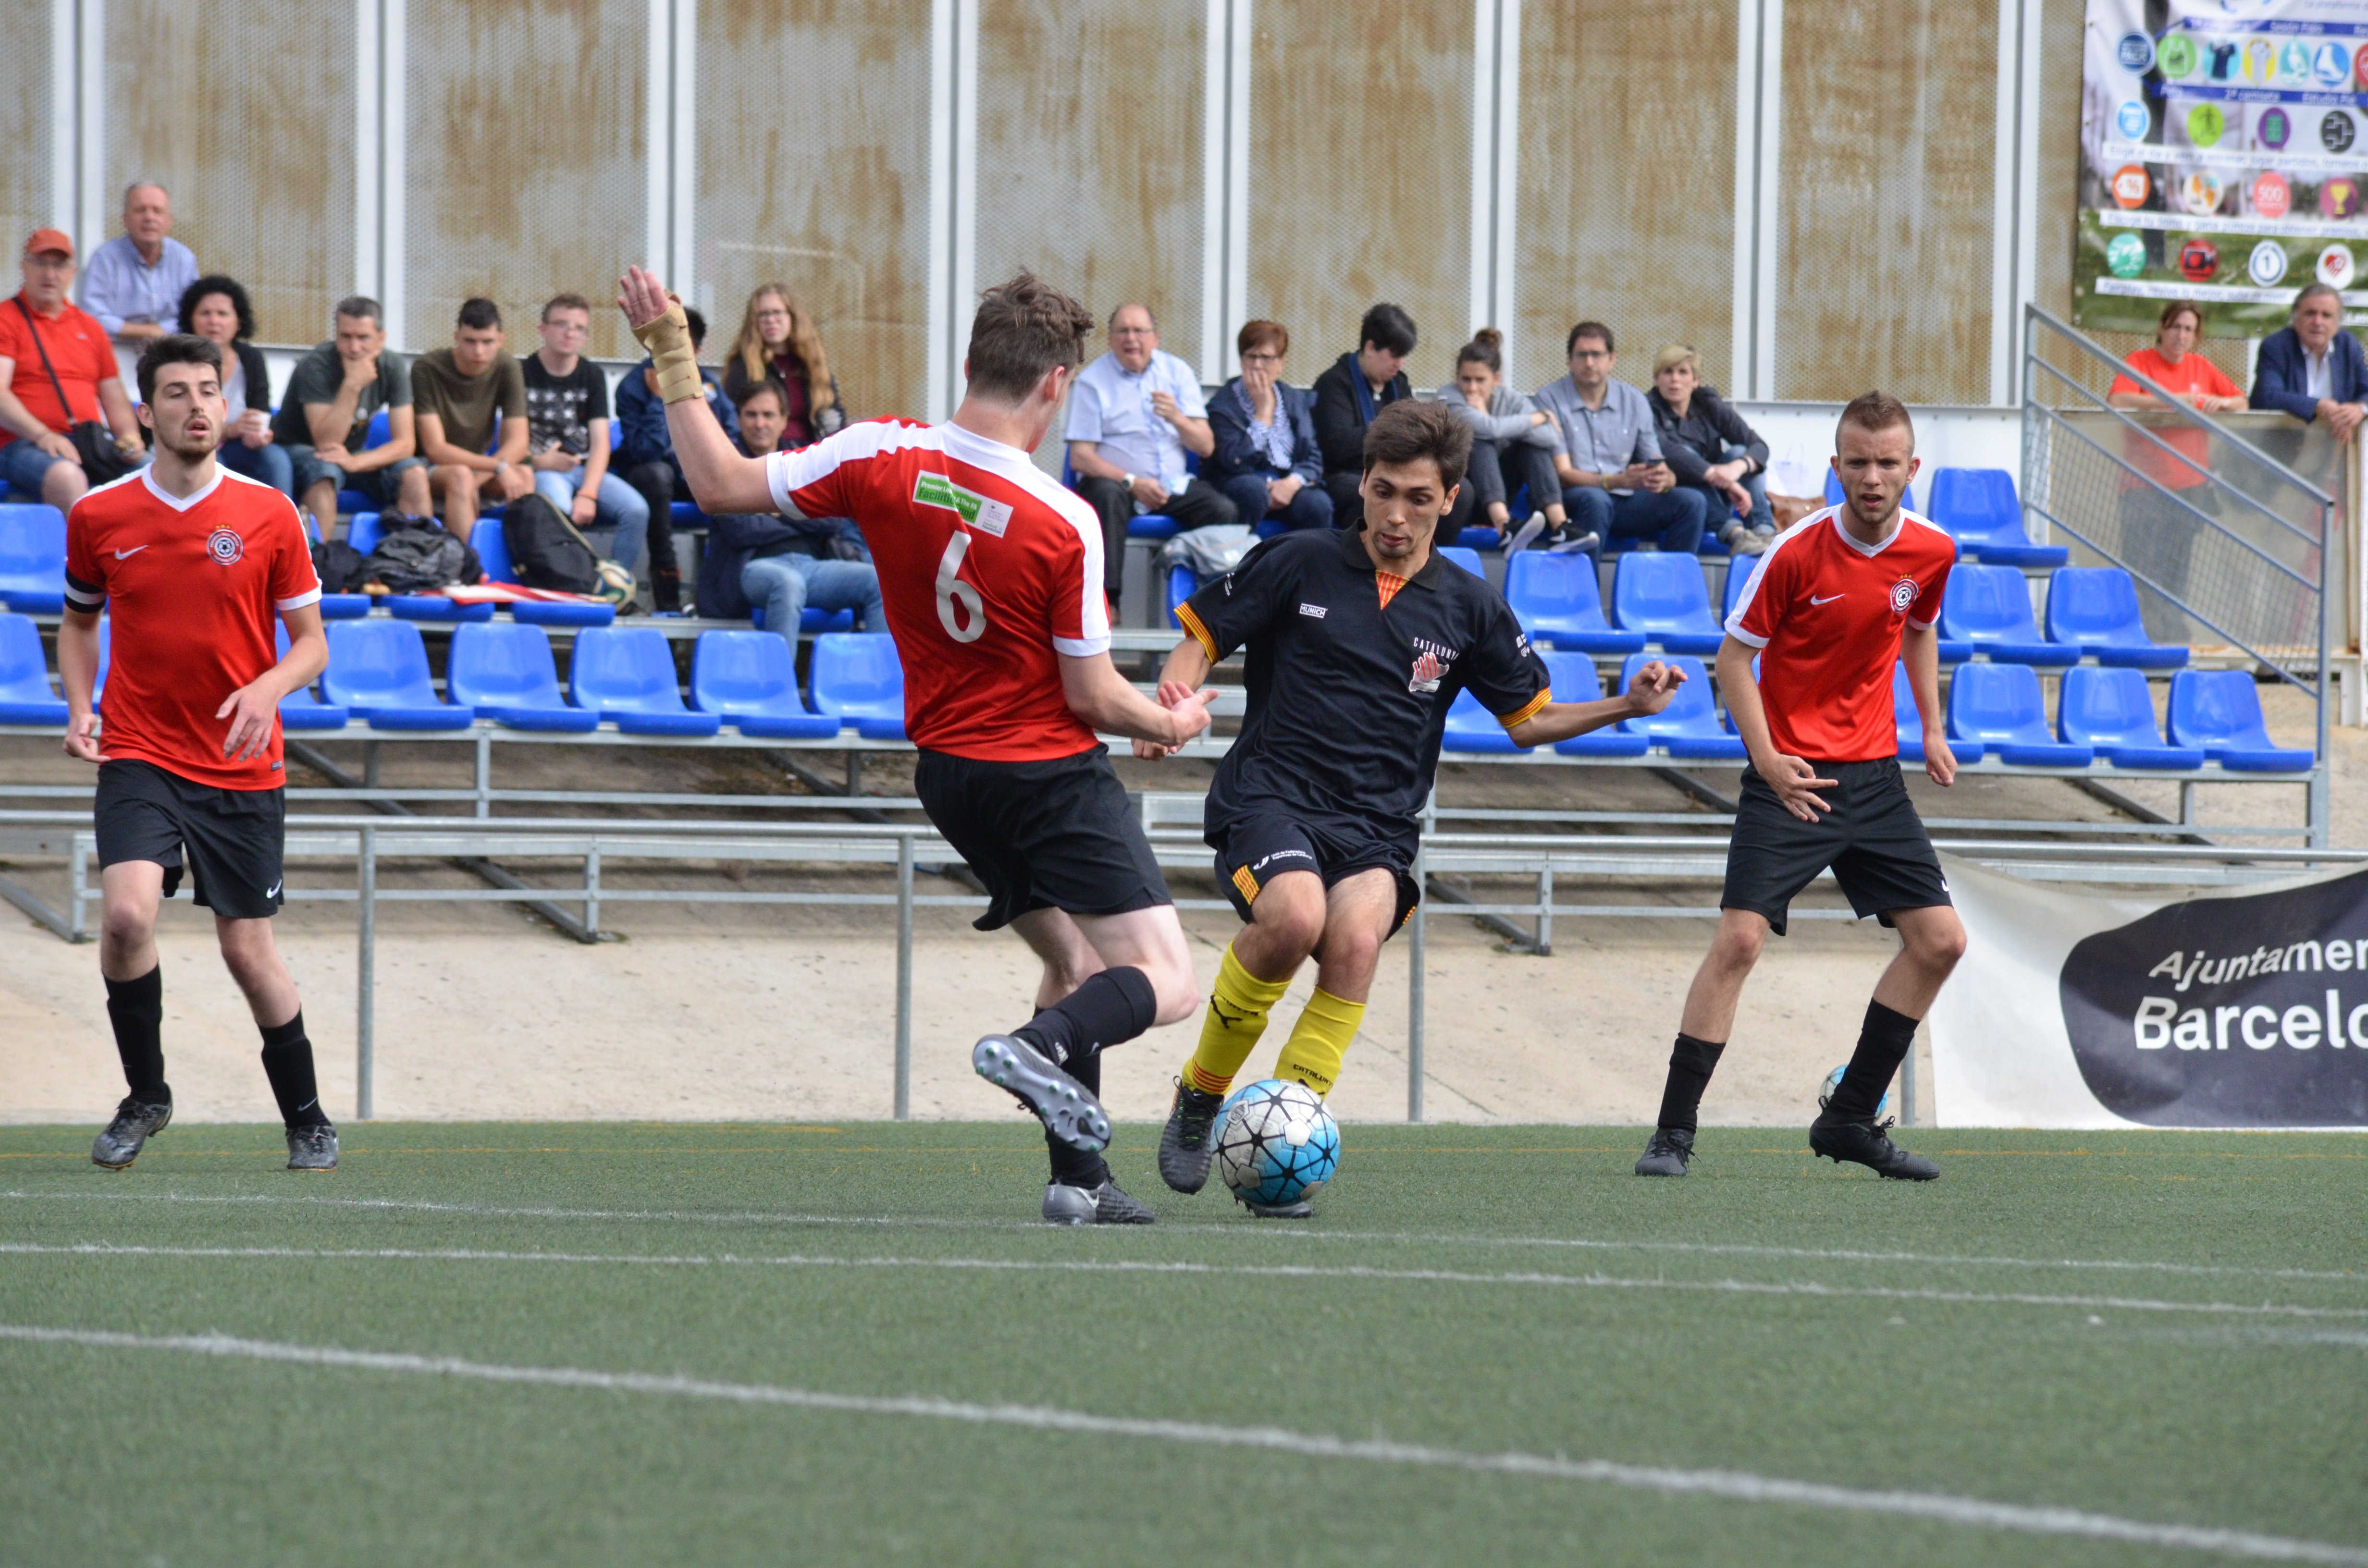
[935,531,987,643]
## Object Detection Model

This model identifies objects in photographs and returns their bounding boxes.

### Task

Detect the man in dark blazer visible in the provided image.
[2250,282,2368,441]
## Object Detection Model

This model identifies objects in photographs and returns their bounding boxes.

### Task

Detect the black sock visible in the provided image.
[1656,1033,1726,1134]
[105,967,167,1103]
[259,1012,330,1129]
[1825,1001,1919,1123]
[1012,967,1159,1068]
[1046,1049,1110,1189]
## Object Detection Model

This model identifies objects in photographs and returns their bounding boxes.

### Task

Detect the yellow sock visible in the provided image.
[1272,986,1365,1099]
[1184,944,1293,1096]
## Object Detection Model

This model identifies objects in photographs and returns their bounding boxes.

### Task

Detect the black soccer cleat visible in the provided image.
[285,1123,339,1172]
[972,1034,1111,1153]
[1042,1178,1156,1225]
[1158,1078,1226,1194]
[91,1096,172,1170]
[1633,1125,1695,1177]
[1809,1115,1939,1181]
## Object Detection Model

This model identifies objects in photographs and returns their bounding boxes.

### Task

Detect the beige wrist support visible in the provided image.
[630,293,704,404]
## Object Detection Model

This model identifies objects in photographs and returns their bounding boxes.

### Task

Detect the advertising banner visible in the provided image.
[1928,856,2368,1127]
[2079,0,2368,336]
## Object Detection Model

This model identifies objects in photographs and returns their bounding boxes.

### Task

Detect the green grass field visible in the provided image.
[2,1119,2364,1567]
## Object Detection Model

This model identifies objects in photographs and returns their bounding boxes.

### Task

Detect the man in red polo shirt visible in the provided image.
[0,229,146,510]
[1634,391,1967,1182]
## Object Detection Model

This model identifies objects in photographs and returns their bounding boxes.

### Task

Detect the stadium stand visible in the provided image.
[273,624,349,729]
[1924,467,2068,567]
[2167,671,2316,772]
[1541,650,1649,757]
[0,612,66,723]
[1503,551,1642,654]
[690,629,840,738]
[320,618,475,729]
[1940,563,2076,666]
[0,503,67,613]
[1616,652,1744,758]
[447,621,600,731]
[1947,662,2093,765]
[1610,553,1724,655]
[2042,566,2188,668]
[809,631,907,740]
[568,625,722,736]
[1890,662,1982,764]
[2056,666,2204,769]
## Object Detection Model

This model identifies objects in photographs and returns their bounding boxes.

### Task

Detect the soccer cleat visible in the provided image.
[1042,1178,1155,1225]
[91,1097,172,1170]
[972,1034,1111,1153]
[1809,1115,1938,1181]
[1633,1125,1695,1177]
[1157,1078,1225,1194]
[1547,524,1602,555]
[1503,511,1549,554]
[1240,1194,1314,1219]
[285,1123,339,1172]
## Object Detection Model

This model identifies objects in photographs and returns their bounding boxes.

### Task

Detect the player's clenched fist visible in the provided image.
[1133,680,1218,759]
[1620,659,1686,719]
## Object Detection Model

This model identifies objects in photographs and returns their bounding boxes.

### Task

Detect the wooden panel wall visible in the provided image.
[407,0,644,359]
[1247,2,1473,393]
[695,0,933,424]
[106,0,353,346]
[0,8,50,264]
[1513,0,1738,400]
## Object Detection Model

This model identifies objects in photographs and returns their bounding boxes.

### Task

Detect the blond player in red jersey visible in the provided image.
[619,266,1214,1224]
[1635,391,1968,1181]
[59,334,335,1172]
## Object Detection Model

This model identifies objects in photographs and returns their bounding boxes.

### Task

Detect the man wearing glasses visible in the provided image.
[1533,320,1705,558]
[1066,302,1238,597]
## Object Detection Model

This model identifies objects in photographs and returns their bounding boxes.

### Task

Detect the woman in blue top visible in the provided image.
[1204,320,1333,532]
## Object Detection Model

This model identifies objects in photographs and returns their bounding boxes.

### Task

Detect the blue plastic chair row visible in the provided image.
[1818,467,2068,567]
[0,503,67,614]
[1935,662,2309,771]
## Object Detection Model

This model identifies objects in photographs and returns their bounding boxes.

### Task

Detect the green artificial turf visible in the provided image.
[1,1120,2363,1567]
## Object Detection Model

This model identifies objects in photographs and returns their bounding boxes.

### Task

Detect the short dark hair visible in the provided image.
[1567,320,1614,355]
[2294,282,2343,314]
[736,377,786,413]
[1237,319,1289,359]
[135,333,224,404]
[1359,302,1417,357]
[965,271,1096,404]
[542,292,591,321]
[1362,398,1472,490]
[2157,298,2203,334]
[1837,390,1915,448]
[685,306,707,352]
[333,295,382,327]
[177,274,255,342]
[1456,327,1504,375]
[457,297,502,332]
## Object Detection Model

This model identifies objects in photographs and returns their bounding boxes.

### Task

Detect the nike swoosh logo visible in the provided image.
[114,545,148,559]
[1811,593,1844,605]
[265,882,283,898]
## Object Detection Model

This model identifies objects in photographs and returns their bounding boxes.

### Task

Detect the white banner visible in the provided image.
[1929,855,2368,1128]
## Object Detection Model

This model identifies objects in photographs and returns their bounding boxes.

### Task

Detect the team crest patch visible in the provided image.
[207,527,244,565]
[1408,651,1443,694]
[1890,577,1918,613]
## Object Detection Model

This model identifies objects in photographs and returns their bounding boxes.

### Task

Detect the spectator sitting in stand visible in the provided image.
[178,274,291,498]
[523,292,649,576]
[617,305,734,613]
[1534,321,1703,556]
[272,295,432,530]
[0,228,147,510]
[1648,343,1773,556]
[412,296,530,538]
[720,283,847,449]
[1310,301,1417,524]
[1066,302,1234,596]
[2248,282,2367,441]
[1437,327,1571,552]
[1204,319,1331,532]
[79,182,198,342]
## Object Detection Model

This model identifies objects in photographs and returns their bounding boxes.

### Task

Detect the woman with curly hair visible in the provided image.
[176,274,292,496]
[720,283,845,451]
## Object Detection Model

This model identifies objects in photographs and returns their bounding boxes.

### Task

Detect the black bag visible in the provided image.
[15,298,136,486]
[365,515,480,594]
[501,491,602,593]
[309,539,368,593]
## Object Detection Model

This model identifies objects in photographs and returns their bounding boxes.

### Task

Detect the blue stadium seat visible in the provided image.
[0,612,65,723]
[446,622,598,732]
[2057,666,2202,769]
[1891,662,1982,764]
[1926,467,2068,568]
[1542,650,1649,758]
[1440,686,1528,754]
[1166,564,1196,630]
[345,511,385,556]
[387,594,495,623]
[670,500,705,529]
[0,503,68,612]
[1946,662,2091,765]
[1616,652,1744,758]
[1940,564,2075,666]
[2043,567,2188,668]
[1610,553,1724,655]
[321,620,474,729]
[2166,671,2314,772]
[1718,552,1762,623]
[1437,545,1485,578]
[690,629,840,738]
[1454,526,1501,550]
[273,623,348,730]
[749,604,856,635]
[810,631,907,740]
[471,517,515,582]
[568,625,720,735]
[510,597,614,628]
[319,594,373,619]
[1127,515,1181,541]
[1503,551,1643,654]
[1822,469,1843,506]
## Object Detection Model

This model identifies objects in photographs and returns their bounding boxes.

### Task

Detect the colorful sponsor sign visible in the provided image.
[2252,169,2292,219]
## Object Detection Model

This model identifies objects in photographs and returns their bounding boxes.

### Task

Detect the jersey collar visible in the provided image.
[1824,504,1905,559]
[138,464,224,513]
[1337,521,1445,589]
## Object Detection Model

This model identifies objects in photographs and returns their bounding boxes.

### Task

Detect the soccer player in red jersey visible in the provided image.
[618,265,1213,1224]
[59,334,334,1171]
[1635,391,1967,1181]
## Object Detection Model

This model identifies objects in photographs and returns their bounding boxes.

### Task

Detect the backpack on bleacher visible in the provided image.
[501,491,604,595]
[309,538,369,592]
[365,514,481,594]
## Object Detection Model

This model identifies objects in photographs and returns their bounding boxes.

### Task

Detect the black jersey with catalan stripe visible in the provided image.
[1177,525,1547,843]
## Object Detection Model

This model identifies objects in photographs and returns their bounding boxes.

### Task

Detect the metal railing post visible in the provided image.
[2315,495,2334,848]
[69,834,88,942]
[1534,864,1553,956]
[584,845,601,932]
[1899,1037,1918,1128]
[357,825,376,1120]
[1408,791,1432,1124]
[895,833,914,1120]
[475,731,492,818]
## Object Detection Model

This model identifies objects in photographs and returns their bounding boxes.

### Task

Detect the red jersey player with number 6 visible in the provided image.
[617,265,1212,1225]
[1635,391,1968,1183]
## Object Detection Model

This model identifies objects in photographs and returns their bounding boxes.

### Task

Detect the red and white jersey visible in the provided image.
[64,467,321,789]
[766,418,1109,762]
[1724,504,1955,762]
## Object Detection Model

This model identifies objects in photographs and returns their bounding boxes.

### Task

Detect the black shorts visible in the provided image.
[1210,810,1420,935]
[94,759,286,919]
[1721,756,1950,937]
[914,746,1172,931]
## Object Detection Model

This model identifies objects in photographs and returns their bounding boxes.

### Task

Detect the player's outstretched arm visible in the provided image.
[56,608,106,763]
[1061,650,1215,750]
[1901,621,1955,787]
[1131,637,1217,759]
[1505,658,1685,748]
[616,266,775,516]
[1716,634,1834,821]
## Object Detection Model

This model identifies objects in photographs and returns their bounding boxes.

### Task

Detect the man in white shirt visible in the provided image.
[1065,303,1237,595]
[79,184,199,342]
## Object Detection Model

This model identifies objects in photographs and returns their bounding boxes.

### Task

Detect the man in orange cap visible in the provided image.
[0,229,146,508]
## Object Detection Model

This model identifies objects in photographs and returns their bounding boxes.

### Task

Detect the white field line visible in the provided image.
[1,1323,2361,1566]
[3,1241,2361,1323]
[4,1188,2362,1286]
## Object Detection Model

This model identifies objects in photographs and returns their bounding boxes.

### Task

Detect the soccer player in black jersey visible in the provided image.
[1137,400,1682,1213]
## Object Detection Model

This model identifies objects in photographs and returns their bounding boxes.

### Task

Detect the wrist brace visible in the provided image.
[630,293,704,404]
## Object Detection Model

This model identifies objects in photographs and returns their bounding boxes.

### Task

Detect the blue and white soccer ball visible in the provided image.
[1817,1065,1888,1119]
[1214,1078,1340,1209]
